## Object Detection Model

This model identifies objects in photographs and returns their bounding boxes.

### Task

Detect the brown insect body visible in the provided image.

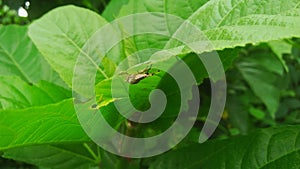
[124,65,154,84]
[126,73,151,84]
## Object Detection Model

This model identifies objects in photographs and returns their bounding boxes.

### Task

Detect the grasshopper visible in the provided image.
[120,65,156,84]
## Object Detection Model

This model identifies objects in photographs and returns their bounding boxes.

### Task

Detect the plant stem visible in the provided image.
[83,143,101,163]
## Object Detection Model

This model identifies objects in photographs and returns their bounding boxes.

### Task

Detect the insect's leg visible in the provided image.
[144,64,152,74]
[137,64,151,74]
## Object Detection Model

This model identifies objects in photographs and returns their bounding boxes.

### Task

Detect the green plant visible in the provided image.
[0,0,28,25]
[1,0,300,168]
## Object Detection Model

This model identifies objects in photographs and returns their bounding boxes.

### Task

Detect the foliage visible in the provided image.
[2,0,110,20]
[1,0,300,168]
[0,0,28,25]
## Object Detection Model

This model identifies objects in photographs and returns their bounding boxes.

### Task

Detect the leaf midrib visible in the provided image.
[52,22,109,79]
[0,46,32,82]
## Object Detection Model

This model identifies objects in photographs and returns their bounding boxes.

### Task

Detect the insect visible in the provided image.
[90,104,98,109]
[120,65,156,84]
[89,94,103,110]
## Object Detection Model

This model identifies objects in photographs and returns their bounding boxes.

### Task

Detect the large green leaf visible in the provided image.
[189,0,300,51]
[28,5,108,87]
[2,143,97,169]
[0,99,89,150]
[0,25,63,86]
[0,76,71,110]
[150,125,300,169]
[117,0,300,52]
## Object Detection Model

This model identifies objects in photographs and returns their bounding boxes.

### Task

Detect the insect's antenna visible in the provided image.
[74,96,94,104]
[118,71,129,75]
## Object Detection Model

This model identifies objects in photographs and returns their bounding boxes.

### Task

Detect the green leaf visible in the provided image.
[118,0,300,52]
[276,98,300,119]
[188,0,300,50]
[181,49,239,84]
[268,40,292,71]
[0,25,63,86]
[249,106,266,120]
[226,93,252,134]
[28,5,108,87]
[118,0,208,19]
[102,0,129,22]
[236,50,283,118]
[0,76,71,110]
[0,99,89,150]
[100,150,141,169]
[37,80,72,103]
[2,143,97,169]
[150,125,300,169]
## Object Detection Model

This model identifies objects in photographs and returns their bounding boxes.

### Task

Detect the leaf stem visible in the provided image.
[83,143,101,163]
